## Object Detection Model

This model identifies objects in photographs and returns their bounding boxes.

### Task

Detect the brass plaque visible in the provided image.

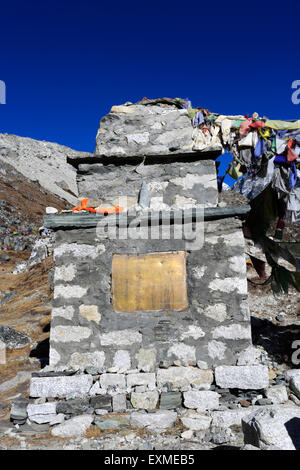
[112,252,188,312]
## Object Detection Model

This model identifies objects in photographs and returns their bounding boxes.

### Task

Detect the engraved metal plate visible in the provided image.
[112,251,188,312]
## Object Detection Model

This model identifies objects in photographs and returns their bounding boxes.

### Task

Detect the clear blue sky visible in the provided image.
[1,1,300,153]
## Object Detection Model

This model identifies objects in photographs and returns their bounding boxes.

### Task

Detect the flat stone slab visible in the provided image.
[215,365,269,390]
[30,375,93,398]
[51,414,93,437]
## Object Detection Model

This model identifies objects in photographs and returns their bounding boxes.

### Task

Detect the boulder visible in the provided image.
[242,406,300,450]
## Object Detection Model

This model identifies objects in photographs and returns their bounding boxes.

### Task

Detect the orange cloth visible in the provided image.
[72,198,123,215]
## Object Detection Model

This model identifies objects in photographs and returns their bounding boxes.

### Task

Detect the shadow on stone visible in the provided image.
[251,316,300,367]
[29,337,49,368]
[285,417,300,450]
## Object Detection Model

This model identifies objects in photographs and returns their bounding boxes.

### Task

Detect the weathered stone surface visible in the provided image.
[95,413,130,430]
[50,325,91,343]
[112,394,127,412]
[54,285,88,299]
[51,414,93,437]
[136,348,156,372]
[10,398,29,420]
[215,366,269,390]
[207,340,227,360]
[212,324,251,340]
[95,103,196,158]
[79,305,101,323]
[100,330,142,347]
[179,325,206,340]
[290,375,300,400]
[27,402,57,424]
[54,264,76,282]
[242,407,300,450]
[0,325,30,349]
[284,369,300,383]
[49,414,65,426]
[100,374,126,390]
[54,243,105,260]
[51,306,74,321]
[30,375,93,398]
[160,392,182,409]
[236,346,262,366]
[157,367,213,391]
[127,373,156,390]
[68,351,105,371]
[183,391,220,411]
[130,410,177,430]
[180,410,212,431]
[56,398,90,415]
[167,343,196,366]
[90,395,112,411]
[113,350,131,371]
[0,133,80,204]
[211,407,256,428]
[265,385,288,404]
[131,391,159,410]
[201,304,227,323]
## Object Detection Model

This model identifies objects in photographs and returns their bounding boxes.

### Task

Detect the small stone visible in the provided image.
[10,398,29,421]
[236,346,261,366]
[136,348,156,372]
[127,373,156,390]
[160,392,182,409]
[265,385,288,404]
[130,410,177,430]
[79,305,101,323]
[46,207,58,214]
[113,350,131,371]
[100,374,126,390]
[112,394,127,412]
[181,430,194,439]
[290,375,300,400]
[90,395,112,411]
[56,398,90,415]
[239,400,251,408]
[0,325,30,349]
[255,398,272,406]
[131,391,159,410]
[180,410,211,431]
